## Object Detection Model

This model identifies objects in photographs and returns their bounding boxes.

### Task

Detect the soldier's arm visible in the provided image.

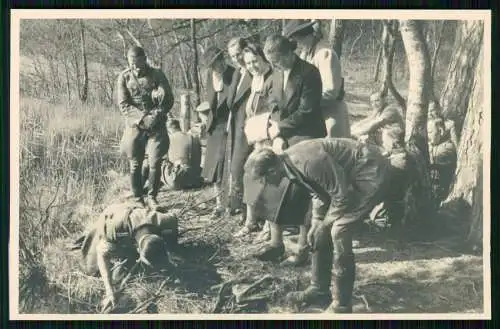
[352,107,400,138]
[96,238,116,301]
[116,72,143,120]
[306,155,349,224]
[154,69,175,114]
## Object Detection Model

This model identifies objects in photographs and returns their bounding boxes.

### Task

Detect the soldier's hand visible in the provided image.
[127,112,144,128]
[267,120,280,140]
[307,219,323,251]
[272,137,287,154]
[152,87,165,106]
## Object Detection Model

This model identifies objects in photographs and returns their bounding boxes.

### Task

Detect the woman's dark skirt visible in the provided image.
[201,121,228,184]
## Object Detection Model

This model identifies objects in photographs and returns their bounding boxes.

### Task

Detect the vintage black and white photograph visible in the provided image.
[10,9,491,320]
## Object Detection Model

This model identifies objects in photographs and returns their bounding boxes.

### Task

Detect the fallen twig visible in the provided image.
[235,275,274,303]
[469,281,478,296]
[438,295,449,302]
[212,280,234,313]
[128,278,169,314]
[354,293,372,312]
[207,244,221,263]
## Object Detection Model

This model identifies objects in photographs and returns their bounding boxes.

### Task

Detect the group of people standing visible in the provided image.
[74,19,457,313]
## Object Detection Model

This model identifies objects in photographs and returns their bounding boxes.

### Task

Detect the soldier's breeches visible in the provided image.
[121,126,169,198]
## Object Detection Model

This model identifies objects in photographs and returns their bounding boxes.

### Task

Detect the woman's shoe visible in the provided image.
[233,225,259,238]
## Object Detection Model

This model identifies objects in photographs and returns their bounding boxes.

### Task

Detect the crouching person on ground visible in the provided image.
[162,119,203,190]
[243,138,390,313]
[70,203,178,310]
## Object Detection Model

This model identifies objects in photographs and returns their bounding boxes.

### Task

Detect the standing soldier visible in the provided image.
[116,46,174,209]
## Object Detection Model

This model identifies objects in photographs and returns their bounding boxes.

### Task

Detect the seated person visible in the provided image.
[351,92,405,150]
[70,202,178,310]
[162,119,203,190]
[428,100,459,148]
[428,117,457,203]
[369,126,411,236]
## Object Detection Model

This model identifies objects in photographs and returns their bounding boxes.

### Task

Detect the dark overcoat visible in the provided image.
[201,65,235,184]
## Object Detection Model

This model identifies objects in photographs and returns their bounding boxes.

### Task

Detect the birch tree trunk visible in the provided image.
[399,20,434,230]
[439,21,484,138]
[329,19,345,59]
[379,20,406,112]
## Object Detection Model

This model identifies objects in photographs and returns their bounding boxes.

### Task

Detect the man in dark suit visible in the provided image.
[246,34,327,266]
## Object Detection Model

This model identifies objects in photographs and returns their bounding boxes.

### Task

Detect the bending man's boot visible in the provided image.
[327,251,355,313]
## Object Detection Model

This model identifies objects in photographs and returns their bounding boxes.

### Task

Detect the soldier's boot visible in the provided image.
[142,161,150,194]
[325,252,355,313]
[286,246,333,308]
[130,160,145,207]
[146,162,162,210]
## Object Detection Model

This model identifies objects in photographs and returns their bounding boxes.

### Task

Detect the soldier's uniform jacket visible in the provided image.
[116,65,174,127]
[163,130,203,189]
[280,138,389,225]
[73,203,177,276]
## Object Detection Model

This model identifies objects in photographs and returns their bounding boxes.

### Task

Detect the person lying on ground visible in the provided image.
[70,202,178,310]
[243,137,390,313]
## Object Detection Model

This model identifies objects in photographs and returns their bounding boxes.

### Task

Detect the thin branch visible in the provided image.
[165,22,240,55]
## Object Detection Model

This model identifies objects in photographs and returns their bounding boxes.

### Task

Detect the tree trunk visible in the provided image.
[430,21,445,81]
[147,19,163,70]
[63,59,71,102]
[439,21,483,137]
[172,29,192,90]
[79,19,88,103]
[191,19,201,113]
[379,20,406,112]
[399,20,435,230]
[373,44,383,82]
[329,19,345,59]
[441,44,484,251]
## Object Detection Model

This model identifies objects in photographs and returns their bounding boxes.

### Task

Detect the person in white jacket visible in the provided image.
[283,19,351,139]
